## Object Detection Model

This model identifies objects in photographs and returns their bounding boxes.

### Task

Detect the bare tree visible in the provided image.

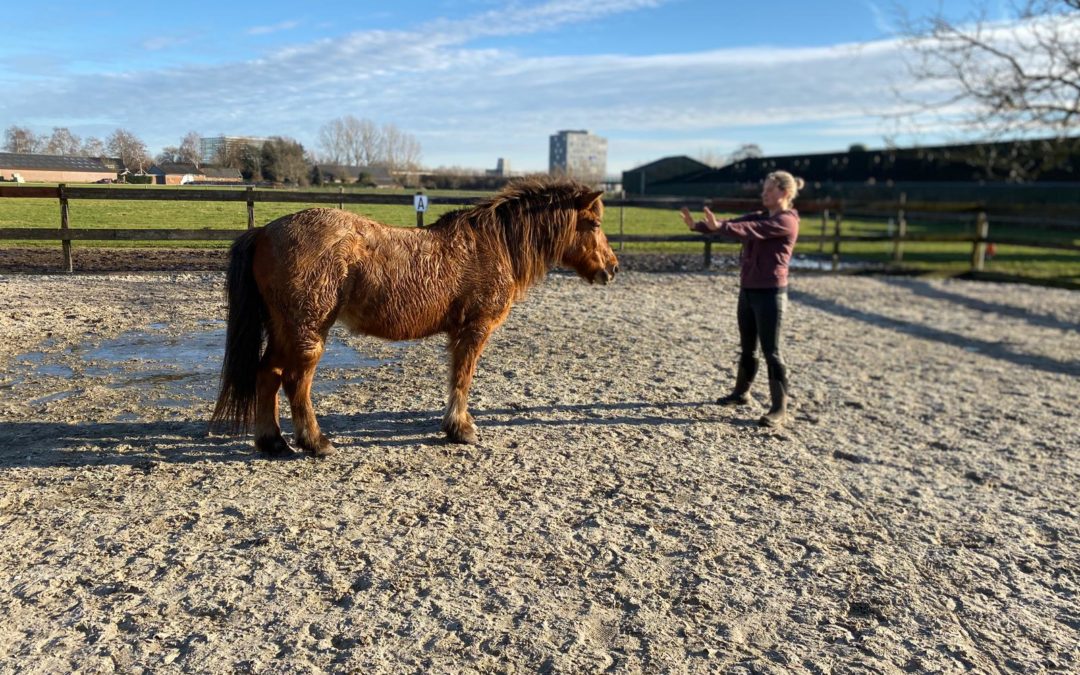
[728,143,763,164]
[399,133,423,171]
[80,136,106,157]
[318,116,370,166]
[4,126,42,153]
[899,1,1079,135]
[379,123,423,172]
[43,127,82,156]
[156,146,182,164]
[356,118,381,166]
[213,142,236,168]
[895,1,1080,177]
[318,116,421,169]
[179,131,202,167]
[317,118,349,164]
[106,129,151,173]
[380,123,402,170]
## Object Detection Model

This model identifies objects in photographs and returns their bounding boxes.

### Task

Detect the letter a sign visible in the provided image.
[414,194,429,213]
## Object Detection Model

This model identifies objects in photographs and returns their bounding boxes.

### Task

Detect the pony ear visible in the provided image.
[576,190,604,212]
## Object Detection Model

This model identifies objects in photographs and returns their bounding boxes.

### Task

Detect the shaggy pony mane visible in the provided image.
[430,176,599,285]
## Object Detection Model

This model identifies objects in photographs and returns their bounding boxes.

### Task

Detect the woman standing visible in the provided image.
[680,171,803,427]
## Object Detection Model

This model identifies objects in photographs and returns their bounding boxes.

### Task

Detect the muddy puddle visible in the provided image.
[5,321,402,417]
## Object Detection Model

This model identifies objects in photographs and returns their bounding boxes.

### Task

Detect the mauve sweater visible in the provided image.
[701,209,799,289]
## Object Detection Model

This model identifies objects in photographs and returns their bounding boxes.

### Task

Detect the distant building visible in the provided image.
[549,130,607,180]
[314,164,396,187]
[148,162,199,185]
[200,135,270,164]
[315,164,363,184]
[0,152,121,183]
[486,158,511,177]
[147,162,243,185]
[622,156,713,195]
[622,137,1080,198]
[200,166,244,184]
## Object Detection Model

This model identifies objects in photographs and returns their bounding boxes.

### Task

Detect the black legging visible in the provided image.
[736,287,788,384]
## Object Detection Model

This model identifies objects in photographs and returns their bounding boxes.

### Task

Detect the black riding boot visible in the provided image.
[717,356,758,406]
[759,377,789,427]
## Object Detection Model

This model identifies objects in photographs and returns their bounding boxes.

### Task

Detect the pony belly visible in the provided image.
[336,304,445,342]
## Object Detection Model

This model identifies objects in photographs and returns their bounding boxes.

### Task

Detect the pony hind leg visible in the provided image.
[253,337,292,455]
[282,337,335,457]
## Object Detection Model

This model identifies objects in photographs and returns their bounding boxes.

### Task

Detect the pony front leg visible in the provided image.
[442,328,492,444]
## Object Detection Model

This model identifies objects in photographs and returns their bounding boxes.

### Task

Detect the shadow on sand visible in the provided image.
[880,277,1080,333]
[0,400,725,469]
[790,290,1080,377]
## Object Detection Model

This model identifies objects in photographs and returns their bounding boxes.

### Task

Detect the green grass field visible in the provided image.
[1,184,1077,285]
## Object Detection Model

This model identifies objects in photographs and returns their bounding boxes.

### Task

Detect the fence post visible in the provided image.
[819,208,828,253]
[59,183,73,273]
[831,211,842,273]
[338,186,344,211]
[246,186,255,230]
[618,190,625,252]
[971,211,989,272]
[892,192,907,263]
[415,190,425,228]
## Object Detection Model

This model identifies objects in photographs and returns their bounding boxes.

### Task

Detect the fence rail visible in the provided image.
[0,185,1077,273]
[0,185,479,206]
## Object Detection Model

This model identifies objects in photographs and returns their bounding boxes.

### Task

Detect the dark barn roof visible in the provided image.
[201,166,242,179]
[150,162,201,175]
[639,138,1080,193]
[621,156,713,195]
[0,152,119,172]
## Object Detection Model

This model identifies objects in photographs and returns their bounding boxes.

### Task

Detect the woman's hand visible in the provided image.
[680,207,697,231]
[683,206,728,233]
[681,207,711,233]
[703,206,723,231]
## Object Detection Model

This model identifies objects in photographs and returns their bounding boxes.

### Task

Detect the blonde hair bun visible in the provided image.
[767,170,804,202]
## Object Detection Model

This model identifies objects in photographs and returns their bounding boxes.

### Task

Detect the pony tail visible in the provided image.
[210,229,266,433]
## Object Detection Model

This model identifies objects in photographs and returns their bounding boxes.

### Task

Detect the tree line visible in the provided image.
[4,126,153,173]
[315,116,422,171]
[3,116,424,186]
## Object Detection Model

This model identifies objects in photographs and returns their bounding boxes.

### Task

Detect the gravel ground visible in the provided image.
[0,261,1078,673]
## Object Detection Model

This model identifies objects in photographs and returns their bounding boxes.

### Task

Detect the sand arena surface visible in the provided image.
[0,267,1077,673]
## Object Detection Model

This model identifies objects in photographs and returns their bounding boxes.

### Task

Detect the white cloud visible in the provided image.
[863,0,896,35]
[247,20,301,36]
[141,35,195,51]
[421,0,669,40]
[4,0,1070,173]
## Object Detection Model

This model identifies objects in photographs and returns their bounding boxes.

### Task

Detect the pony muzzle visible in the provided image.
[593,265,618,285]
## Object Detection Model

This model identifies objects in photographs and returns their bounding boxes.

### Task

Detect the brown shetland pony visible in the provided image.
[210,177,619,456]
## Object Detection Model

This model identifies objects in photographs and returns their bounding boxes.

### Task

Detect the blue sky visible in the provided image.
[0,0,1019,173]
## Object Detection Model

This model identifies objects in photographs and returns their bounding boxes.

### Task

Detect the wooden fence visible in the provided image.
[579,193,1078,271]
[0,185,1077,273]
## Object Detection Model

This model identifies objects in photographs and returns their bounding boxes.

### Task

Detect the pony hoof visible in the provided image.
[255,434,293,456]
[302,435,336,458]
[445,425,479,445]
